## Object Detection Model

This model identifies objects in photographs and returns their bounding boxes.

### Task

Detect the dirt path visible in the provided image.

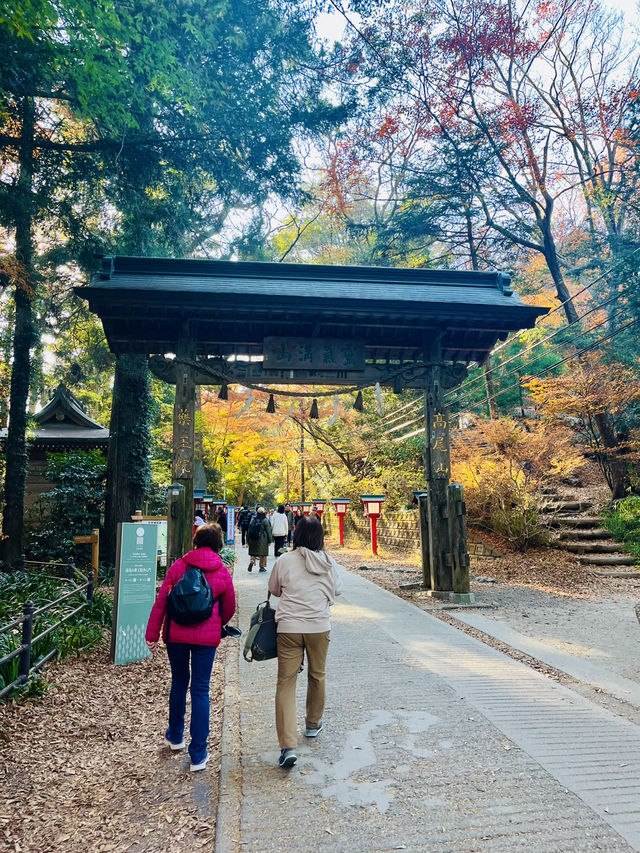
[0,637,228,853]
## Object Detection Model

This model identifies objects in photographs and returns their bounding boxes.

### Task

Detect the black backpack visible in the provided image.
[247,516,266,541]
[167,565,214,631]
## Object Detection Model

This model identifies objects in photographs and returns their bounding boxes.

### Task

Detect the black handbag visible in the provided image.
[243,594,278,662]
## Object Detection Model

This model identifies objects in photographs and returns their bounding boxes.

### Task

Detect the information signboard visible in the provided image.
[111,523,158,665]
[226,506,236,544]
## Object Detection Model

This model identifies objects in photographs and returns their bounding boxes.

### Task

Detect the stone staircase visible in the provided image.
[541,486,637,574]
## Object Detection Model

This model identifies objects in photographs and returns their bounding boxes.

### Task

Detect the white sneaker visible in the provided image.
[164,737,186,751]
[190,754,209,772]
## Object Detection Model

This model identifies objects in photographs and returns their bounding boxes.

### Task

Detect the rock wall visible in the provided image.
[323,509,502,559]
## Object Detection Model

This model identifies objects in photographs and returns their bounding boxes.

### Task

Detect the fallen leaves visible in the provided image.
[0,636,228,852]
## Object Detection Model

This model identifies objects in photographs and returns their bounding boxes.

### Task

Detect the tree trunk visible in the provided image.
[1,96,35,568]
[594,411,630,499]
[103,354,151,565]
[483,359,499,419]
[541,219,579,325]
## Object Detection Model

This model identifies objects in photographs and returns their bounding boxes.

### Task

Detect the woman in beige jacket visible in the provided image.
[268,515,344,769]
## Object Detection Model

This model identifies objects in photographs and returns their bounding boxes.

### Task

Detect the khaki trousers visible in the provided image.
[275,631,330,749]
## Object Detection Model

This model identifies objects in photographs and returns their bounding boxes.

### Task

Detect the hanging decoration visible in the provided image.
[375,382,384,415]
[236,388,254,417]
[218,382,228,401]
[353,390,364,412]
[266,393,276,413]
[309,398,319,419]
[327,394,340,427]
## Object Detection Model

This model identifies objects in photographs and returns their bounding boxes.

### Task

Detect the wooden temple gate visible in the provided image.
[77,257,544,600]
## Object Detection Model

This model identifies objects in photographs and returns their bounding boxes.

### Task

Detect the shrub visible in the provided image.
[451,419,584,551]
[602,496,640,563]
[26,450,106,563]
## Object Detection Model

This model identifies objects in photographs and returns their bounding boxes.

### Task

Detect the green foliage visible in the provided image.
[0,570,111,700]
[602,496,640,563]
[219,546,236,568]
[27,450,106,563]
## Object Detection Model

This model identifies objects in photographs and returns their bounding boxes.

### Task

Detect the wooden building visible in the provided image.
[0,384,109,520]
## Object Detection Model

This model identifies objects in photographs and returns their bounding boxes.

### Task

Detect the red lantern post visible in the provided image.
[331,499,350,546]
[359,495,386,556]
[311,499,326,518]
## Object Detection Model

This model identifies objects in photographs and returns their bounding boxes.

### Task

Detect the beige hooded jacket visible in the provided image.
[268,547,344,633]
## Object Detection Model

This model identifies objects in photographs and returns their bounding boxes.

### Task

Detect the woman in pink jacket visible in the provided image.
[146,523,236,771]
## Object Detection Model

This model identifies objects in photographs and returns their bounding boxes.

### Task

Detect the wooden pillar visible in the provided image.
[169,330,196,560]
[423,343,454,593]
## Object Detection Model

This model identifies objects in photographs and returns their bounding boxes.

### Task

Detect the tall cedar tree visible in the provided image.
[0,0,342,566]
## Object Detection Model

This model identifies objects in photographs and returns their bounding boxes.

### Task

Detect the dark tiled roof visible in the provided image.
[75,255,547,364]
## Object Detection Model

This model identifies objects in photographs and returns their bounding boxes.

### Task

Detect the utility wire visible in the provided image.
[393,316,640,441]
[451,248,640,388]
[451,301,635,413]
[385,297,636,438]
[444,285,633,401]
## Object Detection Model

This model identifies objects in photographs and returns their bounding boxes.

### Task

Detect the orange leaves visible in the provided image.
[524,356,640,420]
[0,255,32,297]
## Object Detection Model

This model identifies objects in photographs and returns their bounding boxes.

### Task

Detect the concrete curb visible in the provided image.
[214,616,242,853]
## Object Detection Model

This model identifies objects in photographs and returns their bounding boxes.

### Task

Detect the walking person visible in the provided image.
[237,506,251,546]
[293,507,304,528]
[247,506,273,573]
[270,504,289,557]
[268,515,344,769]
[145,523,236,772]
[216,506,228,539]
[284,503,294,545]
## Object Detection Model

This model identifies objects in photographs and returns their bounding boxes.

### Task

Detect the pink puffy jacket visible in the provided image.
[145,547,236,646]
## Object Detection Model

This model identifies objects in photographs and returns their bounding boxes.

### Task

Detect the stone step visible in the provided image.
[577,553,637,566]
[558,528,612,540]
[563,541,624,554]
[544,516,604,528]
[541,500,593,513]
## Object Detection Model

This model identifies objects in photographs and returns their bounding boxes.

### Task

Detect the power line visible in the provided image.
[450,248,640,390]
[452,301,635,413]
[444,285,632,402]
[387,295,636,436]
[392,315,640,441]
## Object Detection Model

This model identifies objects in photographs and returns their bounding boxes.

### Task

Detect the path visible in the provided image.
[216,546,640,853]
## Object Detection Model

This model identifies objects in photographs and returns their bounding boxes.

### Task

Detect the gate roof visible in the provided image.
[76,256,546,364]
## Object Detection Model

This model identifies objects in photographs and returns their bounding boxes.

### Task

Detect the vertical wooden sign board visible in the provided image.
[111,522,158,664]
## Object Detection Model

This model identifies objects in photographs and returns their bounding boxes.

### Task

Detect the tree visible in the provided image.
[525,354,640,498]
[331,0,640,323]
[0,0,340,565]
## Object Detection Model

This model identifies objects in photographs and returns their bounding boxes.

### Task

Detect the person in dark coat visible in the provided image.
[216,507,228,536]
[237,506,251,546]
[247,506,273,573]
[284,503,294,545]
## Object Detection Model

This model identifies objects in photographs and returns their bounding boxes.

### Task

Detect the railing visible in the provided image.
[0,561,94,699]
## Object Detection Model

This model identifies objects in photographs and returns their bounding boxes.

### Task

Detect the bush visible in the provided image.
[602,496,640,563]
[219,547,236,568]
[0,571,111,700]
[452,419,583,551]
[27,450,106,563]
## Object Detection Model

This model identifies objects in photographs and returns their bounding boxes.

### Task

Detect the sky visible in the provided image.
[315,0,638,43]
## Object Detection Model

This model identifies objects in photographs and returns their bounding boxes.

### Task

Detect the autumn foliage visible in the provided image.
[452,418,584,550]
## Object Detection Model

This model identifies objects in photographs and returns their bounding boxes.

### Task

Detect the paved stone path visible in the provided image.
[216,548,640,852]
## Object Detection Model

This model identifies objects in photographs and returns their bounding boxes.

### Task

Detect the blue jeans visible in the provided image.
[166,643,217,764]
